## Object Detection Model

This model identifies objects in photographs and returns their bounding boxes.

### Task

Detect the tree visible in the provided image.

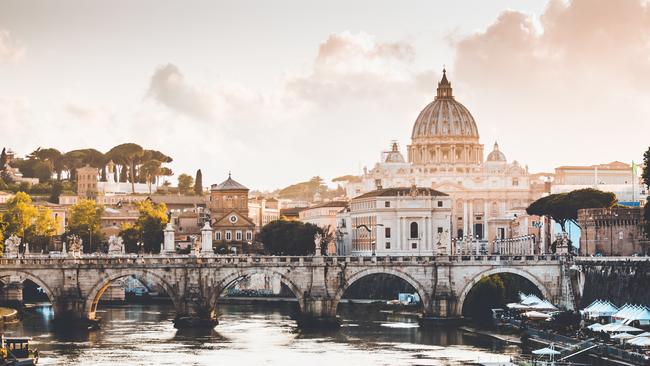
[106,143,144,193]
[48,181,63,204]
[24,206,59,252]
[30,147,63,180]
[527,189,617,232]
[194,169,203,195]
[2,192,38,238]
[135,200,168,253]
[118,224,140,254]
[139,160,162,194]
[258,220,331,255]
[65,199,104,253]
[0,148,6,171]
[13,158,53,182]
[178,174,194,195]
[462,275,506,326]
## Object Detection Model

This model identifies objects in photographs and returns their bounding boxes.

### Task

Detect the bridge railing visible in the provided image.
[0,253,567,266]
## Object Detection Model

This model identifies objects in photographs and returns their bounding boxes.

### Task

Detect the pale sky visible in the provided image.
[1,0,648,190]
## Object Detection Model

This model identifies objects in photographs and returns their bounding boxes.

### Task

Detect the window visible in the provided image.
[437,227,443,234]
[512,178,519,186]
[437,201,443,207]
[457,229,464,238]
[225,231,232,241]
[236,231,242,241]
[385,201,390,208]
[385,227,391,238]
[246,231,253,241]
[498,228,505,240]
[385,242,391,249]
[410,222,418,239]
[215,231,222,241]
[411,242,417,249]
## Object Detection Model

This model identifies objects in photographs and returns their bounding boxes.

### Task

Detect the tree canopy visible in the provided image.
[526,188,617,231]
[135,200,168,253]
[258,220,332,255]
[65,199,104,253]
[194,169,203,195]
[177,173,194,195]
[1,192,59,253]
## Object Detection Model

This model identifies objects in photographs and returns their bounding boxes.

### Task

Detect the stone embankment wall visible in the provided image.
[577,261,650,307]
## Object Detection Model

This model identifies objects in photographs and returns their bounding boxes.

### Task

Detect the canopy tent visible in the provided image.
[587,323,605,331]
[636,332,650,337]
[520,293,544,306]
[628,337,650,347]
[506,303,530,310]
[532,344,561,361]
[524,311,551,320]
[613,304,650,324]
[601,323,643,333]
[611,332,636,340]
[529,300,558,311]
[582,300,619,318]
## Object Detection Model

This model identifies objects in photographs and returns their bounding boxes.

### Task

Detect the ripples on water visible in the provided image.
[2,303,519,365]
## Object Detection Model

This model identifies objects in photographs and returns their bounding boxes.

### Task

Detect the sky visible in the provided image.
[1,0,649,191]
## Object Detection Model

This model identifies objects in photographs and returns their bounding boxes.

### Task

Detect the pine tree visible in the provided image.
[194,169,203,195]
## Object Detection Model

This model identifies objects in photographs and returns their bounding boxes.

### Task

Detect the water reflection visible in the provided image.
[0,303,518,365]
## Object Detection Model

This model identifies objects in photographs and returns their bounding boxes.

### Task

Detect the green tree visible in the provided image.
[527,188,617,232]
[118,224,140,254]
[30,147,64,180]
[258,220,331,255]
[178,173,194,195]
[65,199,104,253]
[48,181,63,204]
[135,200,168,253]
[140,160,162,194]
[194,169,203,195]
[106,143,144,193]
[0,148,6,171]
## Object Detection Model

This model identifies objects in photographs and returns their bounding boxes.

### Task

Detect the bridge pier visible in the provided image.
[173,296,218,329]
[295,297,340,329]
[0,281,23,308]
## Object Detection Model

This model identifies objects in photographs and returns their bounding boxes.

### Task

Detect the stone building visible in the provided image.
[299,201,348,255]
[248,197,280,232]
[578,207,649,256]
[77,165,99,198]
[343,69,545,244]
[336,186,452,256]
[209,174,255,247]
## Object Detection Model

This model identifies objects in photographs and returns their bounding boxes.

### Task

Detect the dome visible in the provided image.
[486,142,506,162]
[411,69,479,140]
[382,142,406,163]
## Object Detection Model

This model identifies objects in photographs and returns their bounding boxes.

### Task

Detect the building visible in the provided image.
[209,174,255,248]
[552,161,646,206]
[578,207,649,256]
[77,165,99,198]
[343,70,544,244]
[336,186,452,256]
[299,201,348,255]
[248,197,280,232]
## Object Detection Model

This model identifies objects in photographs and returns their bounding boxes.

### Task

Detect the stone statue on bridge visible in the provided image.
[107,235,124,256]
[4,235,20,257]
[68,235,83,257]
[314,233,322,256]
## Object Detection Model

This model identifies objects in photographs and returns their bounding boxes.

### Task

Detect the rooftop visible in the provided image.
[354,187,448,199]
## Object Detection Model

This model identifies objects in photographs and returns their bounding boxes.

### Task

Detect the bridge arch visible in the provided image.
[212,268,305,311]
[0,270,57,307]
[332,267,431,312]
[85,269,180,320]
[455,267,551,317]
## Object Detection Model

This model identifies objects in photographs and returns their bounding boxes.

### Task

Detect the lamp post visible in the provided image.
[356,224,384,256]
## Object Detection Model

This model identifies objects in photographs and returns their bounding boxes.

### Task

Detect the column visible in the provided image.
[201,222,213,254]
[463,201,468,237]
[164,223,175,254]
[468,201,474,238]
[483,201,489,240]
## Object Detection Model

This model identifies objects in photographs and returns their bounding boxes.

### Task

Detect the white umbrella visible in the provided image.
[532,347,561,355]
[524,311,551,320]
[611,332,635,340]
[636,332,650,337]
[507,303,529,310]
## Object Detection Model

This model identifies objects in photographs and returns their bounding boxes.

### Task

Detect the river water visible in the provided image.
[4,303,520,365]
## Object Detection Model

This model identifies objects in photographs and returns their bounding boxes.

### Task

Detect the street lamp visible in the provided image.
[356,224,384,256]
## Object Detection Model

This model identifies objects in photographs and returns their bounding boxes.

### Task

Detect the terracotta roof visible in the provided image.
[354,187,449,199]
[308,200,349,209]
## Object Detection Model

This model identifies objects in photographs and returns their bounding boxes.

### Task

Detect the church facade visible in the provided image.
[344,70,546,245]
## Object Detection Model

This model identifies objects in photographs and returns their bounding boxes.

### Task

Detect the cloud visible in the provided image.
[146,63,219,121]
[450,0,650,169]
[286,31,431,105]
[0,30,25,63]
[64,103,115,125]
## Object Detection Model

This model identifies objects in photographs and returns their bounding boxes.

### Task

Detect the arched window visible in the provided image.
[410,222,419,239]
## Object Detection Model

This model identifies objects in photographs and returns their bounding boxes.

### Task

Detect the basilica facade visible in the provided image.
[345,70,546,244]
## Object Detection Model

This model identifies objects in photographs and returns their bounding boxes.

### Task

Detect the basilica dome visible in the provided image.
[411,70,479,140]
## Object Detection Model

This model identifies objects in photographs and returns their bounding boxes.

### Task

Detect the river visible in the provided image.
[3,303,521,365]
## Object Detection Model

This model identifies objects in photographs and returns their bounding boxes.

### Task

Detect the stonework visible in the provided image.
[578,207,650,256]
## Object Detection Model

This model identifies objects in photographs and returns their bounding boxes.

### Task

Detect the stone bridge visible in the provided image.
[0,254,573,328]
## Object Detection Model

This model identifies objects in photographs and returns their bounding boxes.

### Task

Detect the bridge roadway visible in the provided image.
[0,253,572,329]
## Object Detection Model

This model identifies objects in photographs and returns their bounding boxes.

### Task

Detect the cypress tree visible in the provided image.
[194,169,203,195]
[0,148,6,171]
